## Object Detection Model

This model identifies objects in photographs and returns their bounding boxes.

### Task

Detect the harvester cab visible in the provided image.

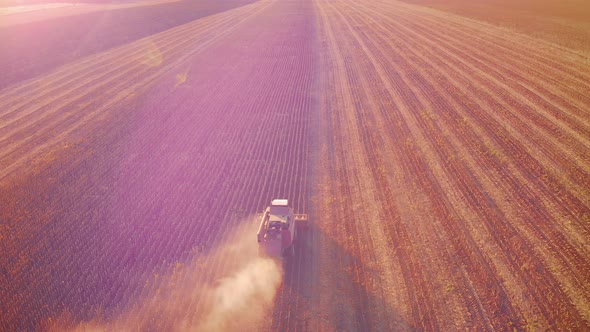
[257,199,308,258]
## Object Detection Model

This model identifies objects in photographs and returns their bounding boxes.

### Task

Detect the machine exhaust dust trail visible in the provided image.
[62,219,283,332]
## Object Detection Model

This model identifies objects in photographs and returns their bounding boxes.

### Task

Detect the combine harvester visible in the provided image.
[257,199,308,258]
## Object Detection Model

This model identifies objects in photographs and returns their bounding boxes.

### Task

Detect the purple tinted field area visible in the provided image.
[0,0,316,329]
[0,0,256,90]
[4,0,589,329]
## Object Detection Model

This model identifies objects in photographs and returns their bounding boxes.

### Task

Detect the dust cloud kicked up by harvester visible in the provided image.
[61,219,283,332]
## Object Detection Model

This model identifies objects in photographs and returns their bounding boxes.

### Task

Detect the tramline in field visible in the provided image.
[257,199,308,258]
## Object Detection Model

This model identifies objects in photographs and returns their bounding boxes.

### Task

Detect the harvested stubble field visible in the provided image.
[0,0,589,330]
[400,0,590,54]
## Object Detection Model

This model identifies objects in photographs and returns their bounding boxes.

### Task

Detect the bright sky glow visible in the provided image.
[0,3,81,16]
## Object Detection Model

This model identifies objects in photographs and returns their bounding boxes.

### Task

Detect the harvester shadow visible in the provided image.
[273,222,414,331]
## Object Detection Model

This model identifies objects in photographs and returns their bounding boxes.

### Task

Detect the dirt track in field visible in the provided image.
[1,0,589,330]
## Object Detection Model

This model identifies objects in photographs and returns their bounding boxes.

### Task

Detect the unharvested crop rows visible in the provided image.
[311,0,590,329]
[0,2,275,327]
[104,0,316,324]
[0,0,317,328]
[108,0,317,324]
